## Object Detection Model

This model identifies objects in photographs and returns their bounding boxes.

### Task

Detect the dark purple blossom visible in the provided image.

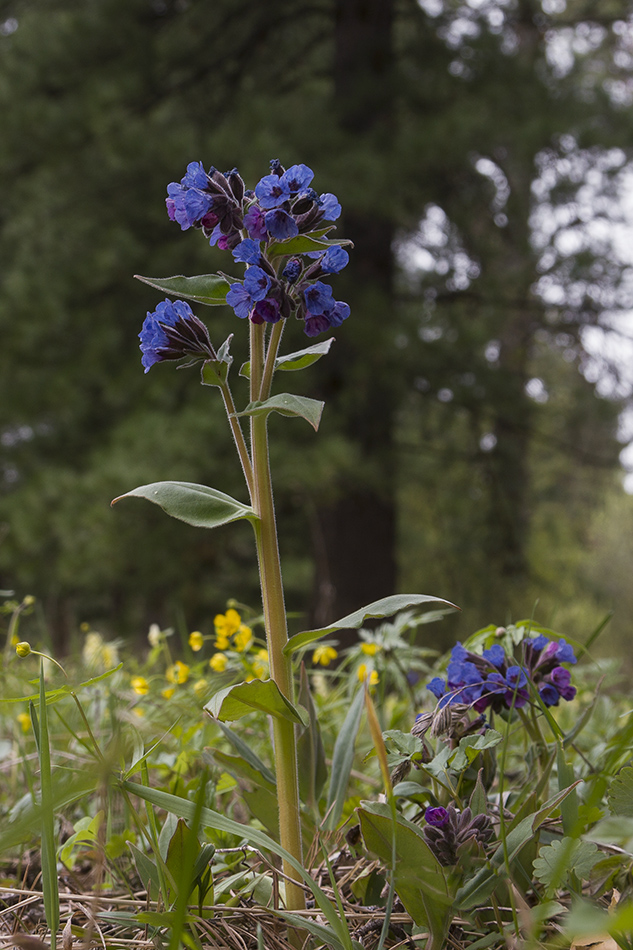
[244,205,268,240]
[243,266,271,301]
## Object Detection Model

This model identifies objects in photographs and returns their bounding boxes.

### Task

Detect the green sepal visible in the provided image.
[135,273,230,306]
[201,333,234,387]
[240,338,334,379]
[284,593,458,656]
[268,235,354,257]
[236,393,324,431]
[112,481,258,529]
[204,678,309,726]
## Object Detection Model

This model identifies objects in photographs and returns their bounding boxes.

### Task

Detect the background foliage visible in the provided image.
[1,0,633,654]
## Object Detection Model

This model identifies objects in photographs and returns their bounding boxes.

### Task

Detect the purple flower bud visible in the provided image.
[425,806,449,827]
[252,298,282,324]
[282,258,302,283]
[550,666,571,689]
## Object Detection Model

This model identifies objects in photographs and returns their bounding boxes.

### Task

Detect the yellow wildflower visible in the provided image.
[357,663,379,686]
[131,676,149,696]
[80,621,90,633]
[312,645,338,667]
[16,641,31,658]
[17,712,31,733]
[101,643,119,669]
[193,678,209,698]
[214,608,242,640]
[133,708,145,718]
[23,595,35,607]
[189,630,204,652]
[233,623,253,653]
[165,661,190,685]
[209,652,228,673]
[252,649,269,679]
[162,687,175,700]
[361,642,380,656]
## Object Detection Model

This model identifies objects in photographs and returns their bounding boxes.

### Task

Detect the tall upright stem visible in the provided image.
[249,321,305,912]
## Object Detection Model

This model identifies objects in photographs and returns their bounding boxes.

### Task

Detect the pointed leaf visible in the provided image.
[297,663,327,809]
[135,274,230,306]
[284,593,459,656]
[324,688,364,830]
[268,235,354,256]
[211,720,276,786]
[201,359,229,387]
[240,338,334,380]
[112,481,258,529]
[204,679,308,726]
[236,393,324,431]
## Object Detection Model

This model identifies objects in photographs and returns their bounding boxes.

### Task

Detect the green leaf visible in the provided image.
[135,273,230,306]
[297,663,328,809]
[324,688,365,831]
[608,765,633,817]
[35,661,59,945]
[357,802,453,939]
[284,593,458,656]
[201,333,234,387]
[121,781,355,948]
[128,842,161,901]
[532,837,600,893]
[449,730,503,772]
[236,393,324,431]
[112,481,258,529]
[268,235,353,256]
[211,720,276,787]
[204,679,308,726]
[240,338,334,379]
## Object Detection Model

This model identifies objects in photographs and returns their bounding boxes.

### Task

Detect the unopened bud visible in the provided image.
[16,641,31,658]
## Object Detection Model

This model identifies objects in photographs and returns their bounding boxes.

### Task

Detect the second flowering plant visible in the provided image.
[113,158,451,912]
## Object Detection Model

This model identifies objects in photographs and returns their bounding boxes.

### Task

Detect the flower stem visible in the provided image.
[249,321,305,912]
[219,381,254,501]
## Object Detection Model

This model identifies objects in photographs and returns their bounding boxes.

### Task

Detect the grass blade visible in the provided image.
[35,658,59,945]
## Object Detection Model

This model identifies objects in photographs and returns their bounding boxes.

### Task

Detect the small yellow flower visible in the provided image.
[80,621,90,633]
[16,641,31,658]
[189,630,204,652]
[131,676,149,696]
[133,707,145,718]
[252,649,269,679]
[209,652,228,673]
[193,678,209,698]
[165,661,190,685]
[224,608,242,635]
[361,642,380,656]
[214,632,230,650]
[233,624,253,653]
[357,663,379,686]
[312,645,338,667]
[17,712,31,733]
[162,687,175,700]
[22,595,35,607]
[101,644,119,669]
[147,623,162,648]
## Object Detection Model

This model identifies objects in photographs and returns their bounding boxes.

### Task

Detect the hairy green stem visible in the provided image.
[249,321,305,912]
[219,381,254,501]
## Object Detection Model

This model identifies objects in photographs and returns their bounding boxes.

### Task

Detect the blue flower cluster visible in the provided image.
[167,159,349,336]
[140,160,351,370]
[426,634,577,713]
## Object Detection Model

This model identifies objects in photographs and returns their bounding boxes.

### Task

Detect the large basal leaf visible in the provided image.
[268,235,353,256]
[135,273,230,306]
[112,481,258,529]
[284,593,458,656]
[204,679,308,726]
[236,393,324,431]
[357,802,453,937]
[240,338,334,379]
